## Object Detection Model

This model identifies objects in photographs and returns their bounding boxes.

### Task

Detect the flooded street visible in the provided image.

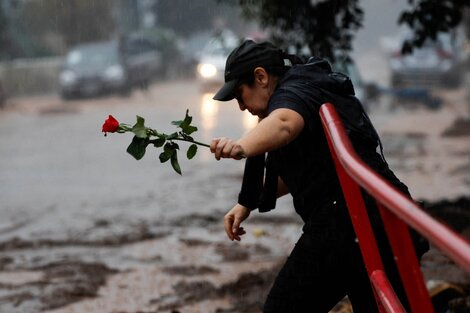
[0,79,303,313]
[0,79,469,312]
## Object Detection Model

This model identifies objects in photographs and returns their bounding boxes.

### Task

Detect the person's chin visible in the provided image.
[257,111,267,119]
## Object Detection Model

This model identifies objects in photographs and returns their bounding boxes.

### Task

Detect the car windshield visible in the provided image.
[65,43,119,68]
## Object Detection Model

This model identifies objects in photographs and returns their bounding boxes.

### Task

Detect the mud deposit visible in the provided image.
[0,197,467,313]
[0,261,116,312]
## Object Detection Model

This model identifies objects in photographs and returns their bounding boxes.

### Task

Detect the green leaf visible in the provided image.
[181,133,193,140]
[175,109,198,135]
[166,132,178,140]
[159,143,173,163]
[182,125,198,135]
[164,142,179,152]
[171,151,182,175]
[159,151,171,163]
[153,137,166,148]
[132,116,148,138]
[159,142,179,163]
[180,109,193,128]
[187,144,197,159]
[171,119,183,127]
[126,136,149,160]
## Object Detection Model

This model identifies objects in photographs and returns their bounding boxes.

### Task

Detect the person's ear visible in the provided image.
[253,67,269,87]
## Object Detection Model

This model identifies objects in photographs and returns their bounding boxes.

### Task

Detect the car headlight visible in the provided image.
[104,65,125,81]
[59,70,77,85]
[198,63,217,78]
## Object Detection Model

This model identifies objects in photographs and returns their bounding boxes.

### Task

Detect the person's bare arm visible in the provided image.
[210,108,304,160]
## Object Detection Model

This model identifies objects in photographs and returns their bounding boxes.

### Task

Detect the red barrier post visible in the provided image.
[377,203,434,313]
[370,270,407,313]
[323,113,402,313]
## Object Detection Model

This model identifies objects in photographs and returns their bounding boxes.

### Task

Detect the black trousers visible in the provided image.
[263,200,420,313]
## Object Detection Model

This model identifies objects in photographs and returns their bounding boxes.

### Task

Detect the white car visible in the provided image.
[196,31,239,89]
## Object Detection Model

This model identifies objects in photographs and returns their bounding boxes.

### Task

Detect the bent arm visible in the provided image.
[211,108,304,160]
[239,108,304,157]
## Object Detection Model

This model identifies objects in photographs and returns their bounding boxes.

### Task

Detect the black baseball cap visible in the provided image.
[213,40,285,101]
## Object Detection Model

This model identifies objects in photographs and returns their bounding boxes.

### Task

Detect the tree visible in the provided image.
[235,0,470,60]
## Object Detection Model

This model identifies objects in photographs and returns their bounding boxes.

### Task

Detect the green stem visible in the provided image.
[176,138,210,147]
[150,137,210,148]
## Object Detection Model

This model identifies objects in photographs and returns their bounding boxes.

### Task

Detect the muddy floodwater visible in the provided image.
[0,80,469,313]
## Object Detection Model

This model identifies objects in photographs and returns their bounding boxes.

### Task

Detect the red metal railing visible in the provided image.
[319,103,470,313]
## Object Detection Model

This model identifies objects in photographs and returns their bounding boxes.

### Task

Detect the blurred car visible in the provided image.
[130,28,183,78]
[196,30,239,89]
[123,34,163,85]
[59,38,162,99]
[388,31,467,88]
[180,30,213,76]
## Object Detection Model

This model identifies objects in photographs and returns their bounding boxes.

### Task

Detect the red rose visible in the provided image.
[102,115,120,134]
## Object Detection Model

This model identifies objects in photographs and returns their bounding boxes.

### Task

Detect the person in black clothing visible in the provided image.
[210,39,428,313]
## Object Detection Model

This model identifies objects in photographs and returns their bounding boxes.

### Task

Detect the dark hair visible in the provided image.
[237,52,305,87]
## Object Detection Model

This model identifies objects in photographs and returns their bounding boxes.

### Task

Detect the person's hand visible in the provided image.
[210,137,246,160]
[224,204,250,241]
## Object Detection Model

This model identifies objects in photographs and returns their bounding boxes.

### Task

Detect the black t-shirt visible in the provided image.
[240,58,410,223]
[266,70,343,222]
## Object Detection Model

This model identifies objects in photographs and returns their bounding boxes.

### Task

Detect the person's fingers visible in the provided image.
[233,225,246,241]
[211,137,224,160]
[237,227,246,235]
[214,137,228,160]
[222,141,234,158]
[212,138,246,160]
[232,216,239,234]
[210,138,220,153]
[224,213,235,241]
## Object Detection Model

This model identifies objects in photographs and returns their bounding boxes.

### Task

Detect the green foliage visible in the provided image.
[172,109,198,136]
[187,144,198,160]
[132,116,148,139]
[127,136,149,160]
[170,150,182,175]
[121,110,208,175]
